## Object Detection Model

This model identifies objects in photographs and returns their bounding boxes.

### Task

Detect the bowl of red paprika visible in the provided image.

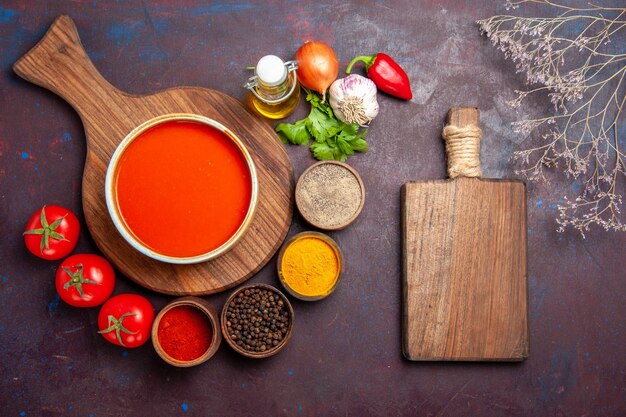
[152,296,222,367]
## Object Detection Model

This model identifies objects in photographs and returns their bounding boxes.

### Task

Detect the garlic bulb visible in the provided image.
[329,74,379,125]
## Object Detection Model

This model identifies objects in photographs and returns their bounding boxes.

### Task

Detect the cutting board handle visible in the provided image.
[13,15,125,116]
[443,107,482,179]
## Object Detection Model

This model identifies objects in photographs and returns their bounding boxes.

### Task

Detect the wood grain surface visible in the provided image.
[402,107,528,361]
[13,15,294,295]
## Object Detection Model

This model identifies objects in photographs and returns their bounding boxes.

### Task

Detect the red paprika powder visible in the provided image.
[157,306,213,361]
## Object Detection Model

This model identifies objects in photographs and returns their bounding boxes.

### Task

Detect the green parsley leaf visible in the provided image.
[306,107,333,142]
[350,137,369,152]
[275,91,369,162]
[276,119,311,146]
[310,142,337,161]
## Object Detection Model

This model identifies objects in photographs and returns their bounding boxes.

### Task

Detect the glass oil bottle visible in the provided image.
[244,55,300,120]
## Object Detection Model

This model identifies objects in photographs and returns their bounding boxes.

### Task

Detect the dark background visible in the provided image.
[1,1,624,416]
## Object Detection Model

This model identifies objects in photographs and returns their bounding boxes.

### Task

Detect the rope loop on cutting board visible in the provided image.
[442,125,482,179]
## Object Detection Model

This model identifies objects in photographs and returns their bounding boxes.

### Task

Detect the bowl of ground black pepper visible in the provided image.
[221,284,294,358]
[295,161,365,230]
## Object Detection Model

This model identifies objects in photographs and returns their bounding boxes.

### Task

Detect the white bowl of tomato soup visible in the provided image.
[105,114,258,264]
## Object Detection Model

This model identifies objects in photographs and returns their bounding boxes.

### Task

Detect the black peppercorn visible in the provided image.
[225,286,291,355]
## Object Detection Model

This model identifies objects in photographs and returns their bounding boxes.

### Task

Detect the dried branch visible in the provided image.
[478,0,625,236]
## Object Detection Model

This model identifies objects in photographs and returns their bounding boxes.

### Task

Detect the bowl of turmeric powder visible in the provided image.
[277,231,344,301]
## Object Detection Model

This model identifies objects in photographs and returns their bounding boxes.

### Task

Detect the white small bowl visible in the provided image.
[105,113,258,264]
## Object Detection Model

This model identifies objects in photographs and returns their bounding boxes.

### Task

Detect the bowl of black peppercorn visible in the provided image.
[221,284,294,358]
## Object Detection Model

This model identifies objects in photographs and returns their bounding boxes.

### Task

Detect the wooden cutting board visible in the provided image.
[13,15,294,296]
[401,107,528,361]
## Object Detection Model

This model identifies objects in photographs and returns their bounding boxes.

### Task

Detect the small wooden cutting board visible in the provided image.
[14,16,294,295]
[401,107,528,361]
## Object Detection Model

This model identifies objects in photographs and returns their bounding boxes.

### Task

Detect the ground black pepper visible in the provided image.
[296,162,364,229]
[225,287,291,353]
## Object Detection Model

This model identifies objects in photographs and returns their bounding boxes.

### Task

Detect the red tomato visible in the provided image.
[23,205,80,260]
[55,254,115,307]
[98,294,154,348]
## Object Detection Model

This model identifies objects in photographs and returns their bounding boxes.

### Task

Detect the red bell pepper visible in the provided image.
[346,53,412,100]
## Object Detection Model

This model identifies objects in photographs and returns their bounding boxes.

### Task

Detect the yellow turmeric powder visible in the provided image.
[280,236,340,298]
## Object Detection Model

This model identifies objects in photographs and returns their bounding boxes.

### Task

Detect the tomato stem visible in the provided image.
[98,313,137,347]
[23,206,70,253]
[62,264,100,298]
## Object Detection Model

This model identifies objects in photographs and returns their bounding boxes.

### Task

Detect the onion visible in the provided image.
[295,41,339,101]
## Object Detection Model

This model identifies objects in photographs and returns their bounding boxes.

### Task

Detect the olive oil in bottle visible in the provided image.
[244,55,300,120]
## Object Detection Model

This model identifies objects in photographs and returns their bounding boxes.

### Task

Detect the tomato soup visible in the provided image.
[113,120,253,258]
